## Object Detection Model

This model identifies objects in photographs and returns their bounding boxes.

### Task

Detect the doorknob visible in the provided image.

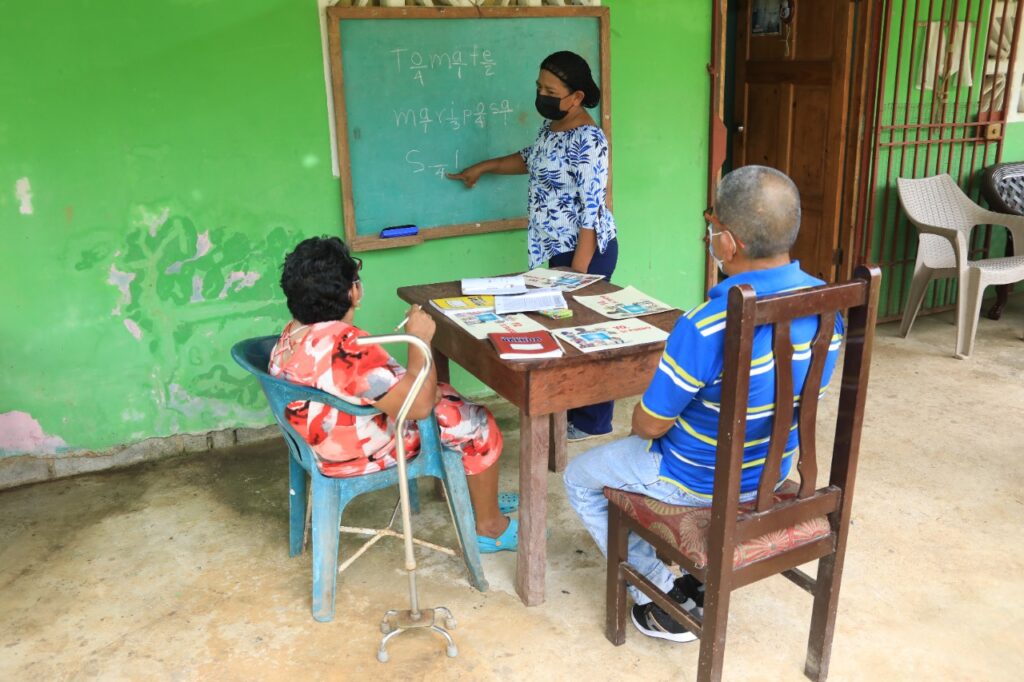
[736,123,745,133]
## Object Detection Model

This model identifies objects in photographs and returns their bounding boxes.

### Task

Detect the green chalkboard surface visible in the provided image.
[327,6,610,251]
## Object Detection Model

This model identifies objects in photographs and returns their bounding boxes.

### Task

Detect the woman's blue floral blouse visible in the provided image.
[519,122,617,268]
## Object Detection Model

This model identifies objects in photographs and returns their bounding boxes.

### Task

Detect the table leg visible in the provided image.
[432,348,450,383]
[548,411,567,473]
[432,348,450,501]
[516,410,550,606]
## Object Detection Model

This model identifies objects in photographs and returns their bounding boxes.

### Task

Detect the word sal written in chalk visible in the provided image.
[390,46,497,86]
[394,100,514,133]
[405,148,460,177]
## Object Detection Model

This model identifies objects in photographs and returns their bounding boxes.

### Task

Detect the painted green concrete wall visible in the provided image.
[1003,123,1024,160]
[0,0,710,456]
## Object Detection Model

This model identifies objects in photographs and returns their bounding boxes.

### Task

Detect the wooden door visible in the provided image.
[731,1,856,281]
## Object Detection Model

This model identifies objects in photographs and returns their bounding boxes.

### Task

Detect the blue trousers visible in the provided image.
[563,436,709,604]
[564,436,757,605]
[549,237,619,435]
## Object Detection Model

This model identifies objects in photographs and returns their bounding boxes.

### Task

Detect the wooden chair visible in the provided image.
[604,265,880,682]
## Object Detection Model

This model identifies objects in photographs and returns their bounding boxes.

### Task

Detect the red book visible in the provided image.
[487,331,564,360]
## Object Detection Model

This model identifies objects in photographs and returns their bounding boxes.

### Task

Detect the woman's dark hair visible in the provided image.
[280,236,360,324]
[540,51,601,108]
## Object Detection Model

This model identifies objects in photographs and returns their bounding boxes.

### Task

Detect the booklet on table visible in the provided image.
[488,331,564,360]
[429,295,495,314]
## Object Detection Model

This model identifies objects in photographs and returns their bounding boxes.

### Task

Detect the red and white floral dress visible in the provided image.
[269,320,502,479]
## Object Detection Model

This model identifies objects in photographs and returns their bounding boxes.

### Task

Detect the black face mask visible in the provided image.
[535,93,568,120]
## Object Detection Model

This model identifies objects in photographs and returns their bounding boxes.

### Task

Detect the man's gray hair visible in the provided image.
[714,166,801,259]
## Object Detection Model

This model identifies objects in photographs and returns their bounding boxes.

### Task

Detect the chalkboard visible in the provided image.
[326,5,611,252]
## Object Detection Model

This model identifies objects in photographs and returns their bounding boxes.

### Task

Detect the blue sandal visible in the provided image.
[477,518,518,553]
[498,491,519,515]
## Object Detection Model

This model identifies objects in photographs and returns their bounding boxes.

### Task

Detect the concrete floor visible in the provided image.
[2,303,1023,681]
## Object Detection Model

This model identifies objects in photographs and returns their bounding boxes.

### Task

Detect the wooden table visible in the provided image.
[398,279,682,606]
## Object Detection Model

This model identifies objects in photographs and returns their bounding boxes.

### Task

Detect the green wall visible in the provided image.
[0,0,710,456]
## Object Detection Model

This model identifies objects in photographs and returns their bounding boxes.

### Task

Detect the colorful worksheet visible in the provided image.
[522,268,605,292]
[447,310,548,340]
[574,286,675,319]
[554,318,669,353]
[429,295,495,314]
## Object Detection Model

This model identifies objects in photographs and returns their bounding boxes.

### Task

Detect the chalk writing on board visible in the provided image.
[393,100,514,133]
[405,149,460,177]
[390,46,497,86]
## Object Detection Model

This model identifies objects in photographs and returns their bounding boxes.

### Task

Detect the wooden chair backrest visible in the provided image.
[708,265,881,576]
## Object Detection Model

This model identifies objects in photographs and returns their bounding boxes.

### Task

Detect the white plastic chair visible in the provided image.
[896,174,1024,358]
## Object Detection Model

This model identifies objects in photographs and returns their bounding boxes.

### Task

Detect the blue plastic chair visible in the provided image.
[231,335,488,622]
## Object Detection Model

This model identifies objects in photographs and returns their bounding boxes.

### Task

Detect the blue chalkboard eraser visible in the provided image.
[380,224,419,238]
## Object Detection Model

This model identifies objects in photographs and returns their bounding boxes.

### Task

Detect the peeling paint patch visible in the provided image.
[218,271,261,299]
[165,230,213,274]
[124,319,143,340]
[136,206,170,237]
[164,383,266,422]
[15,177,33,214]
[107,264,136,315]
[190,275,205,303]
[166,383,208,419]
[0,411,67,455]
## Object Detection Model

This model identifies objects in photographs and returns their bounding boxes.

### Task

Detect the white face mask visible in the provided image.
[706,224,726,274]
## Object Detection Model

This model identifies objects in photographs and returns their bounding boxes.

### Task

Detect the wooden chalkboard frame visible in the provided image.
[326,5,612,253]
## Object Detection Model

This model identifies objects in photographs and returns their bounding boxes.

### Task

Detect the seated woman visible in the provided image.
[269,236,517,552]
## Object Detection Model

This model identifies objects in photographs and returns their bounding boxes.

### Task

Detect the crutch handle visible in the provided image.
[354,333,433,616]
[354,334,433,427]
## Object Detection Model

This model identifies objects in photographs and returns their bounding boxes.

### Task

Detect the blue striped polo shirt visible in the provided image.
[640,261,844,498]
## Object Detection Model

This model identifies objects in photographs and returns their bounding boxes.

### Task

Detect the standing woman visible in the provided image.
[448,51,618,441]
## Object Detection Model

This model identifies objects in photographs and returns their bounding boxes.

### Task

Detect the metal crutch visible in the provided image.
[354,333,458,664]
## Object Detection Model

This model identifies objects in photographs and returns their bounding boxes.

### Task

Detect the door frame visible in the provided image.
[705,0,877,294]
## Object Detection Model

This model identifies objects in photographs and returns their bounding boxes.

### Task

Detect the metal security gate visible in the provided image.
[854,0,1023,321]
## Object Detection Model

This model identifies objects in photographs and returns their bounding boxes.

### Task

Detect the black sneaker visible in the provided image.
[671,574,705,618]
[630,602,699,643]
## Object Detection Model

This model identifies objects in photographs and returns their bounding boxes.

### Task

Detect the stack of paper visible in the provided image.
[493,288,567,315]
[574,286,675,320]
[554,318,669,353]
[461,276,528,296]
[522,268,605,292]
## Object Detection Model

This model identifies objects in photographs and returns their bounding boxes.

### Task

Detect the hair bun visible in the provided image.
[541,50,601,109]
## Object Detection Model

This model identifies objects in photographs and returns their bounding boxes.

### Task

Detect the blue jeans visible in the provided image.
[549,237,618,434]
[564,436,756,605]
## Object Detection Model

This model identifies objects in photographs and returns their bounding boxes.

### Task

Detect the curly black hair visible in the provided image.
[280,236,360,324]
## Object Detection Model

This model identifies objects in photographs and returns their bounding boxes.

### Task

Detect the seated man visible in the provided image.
[270,236,517,552]
[564,165,844,642]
